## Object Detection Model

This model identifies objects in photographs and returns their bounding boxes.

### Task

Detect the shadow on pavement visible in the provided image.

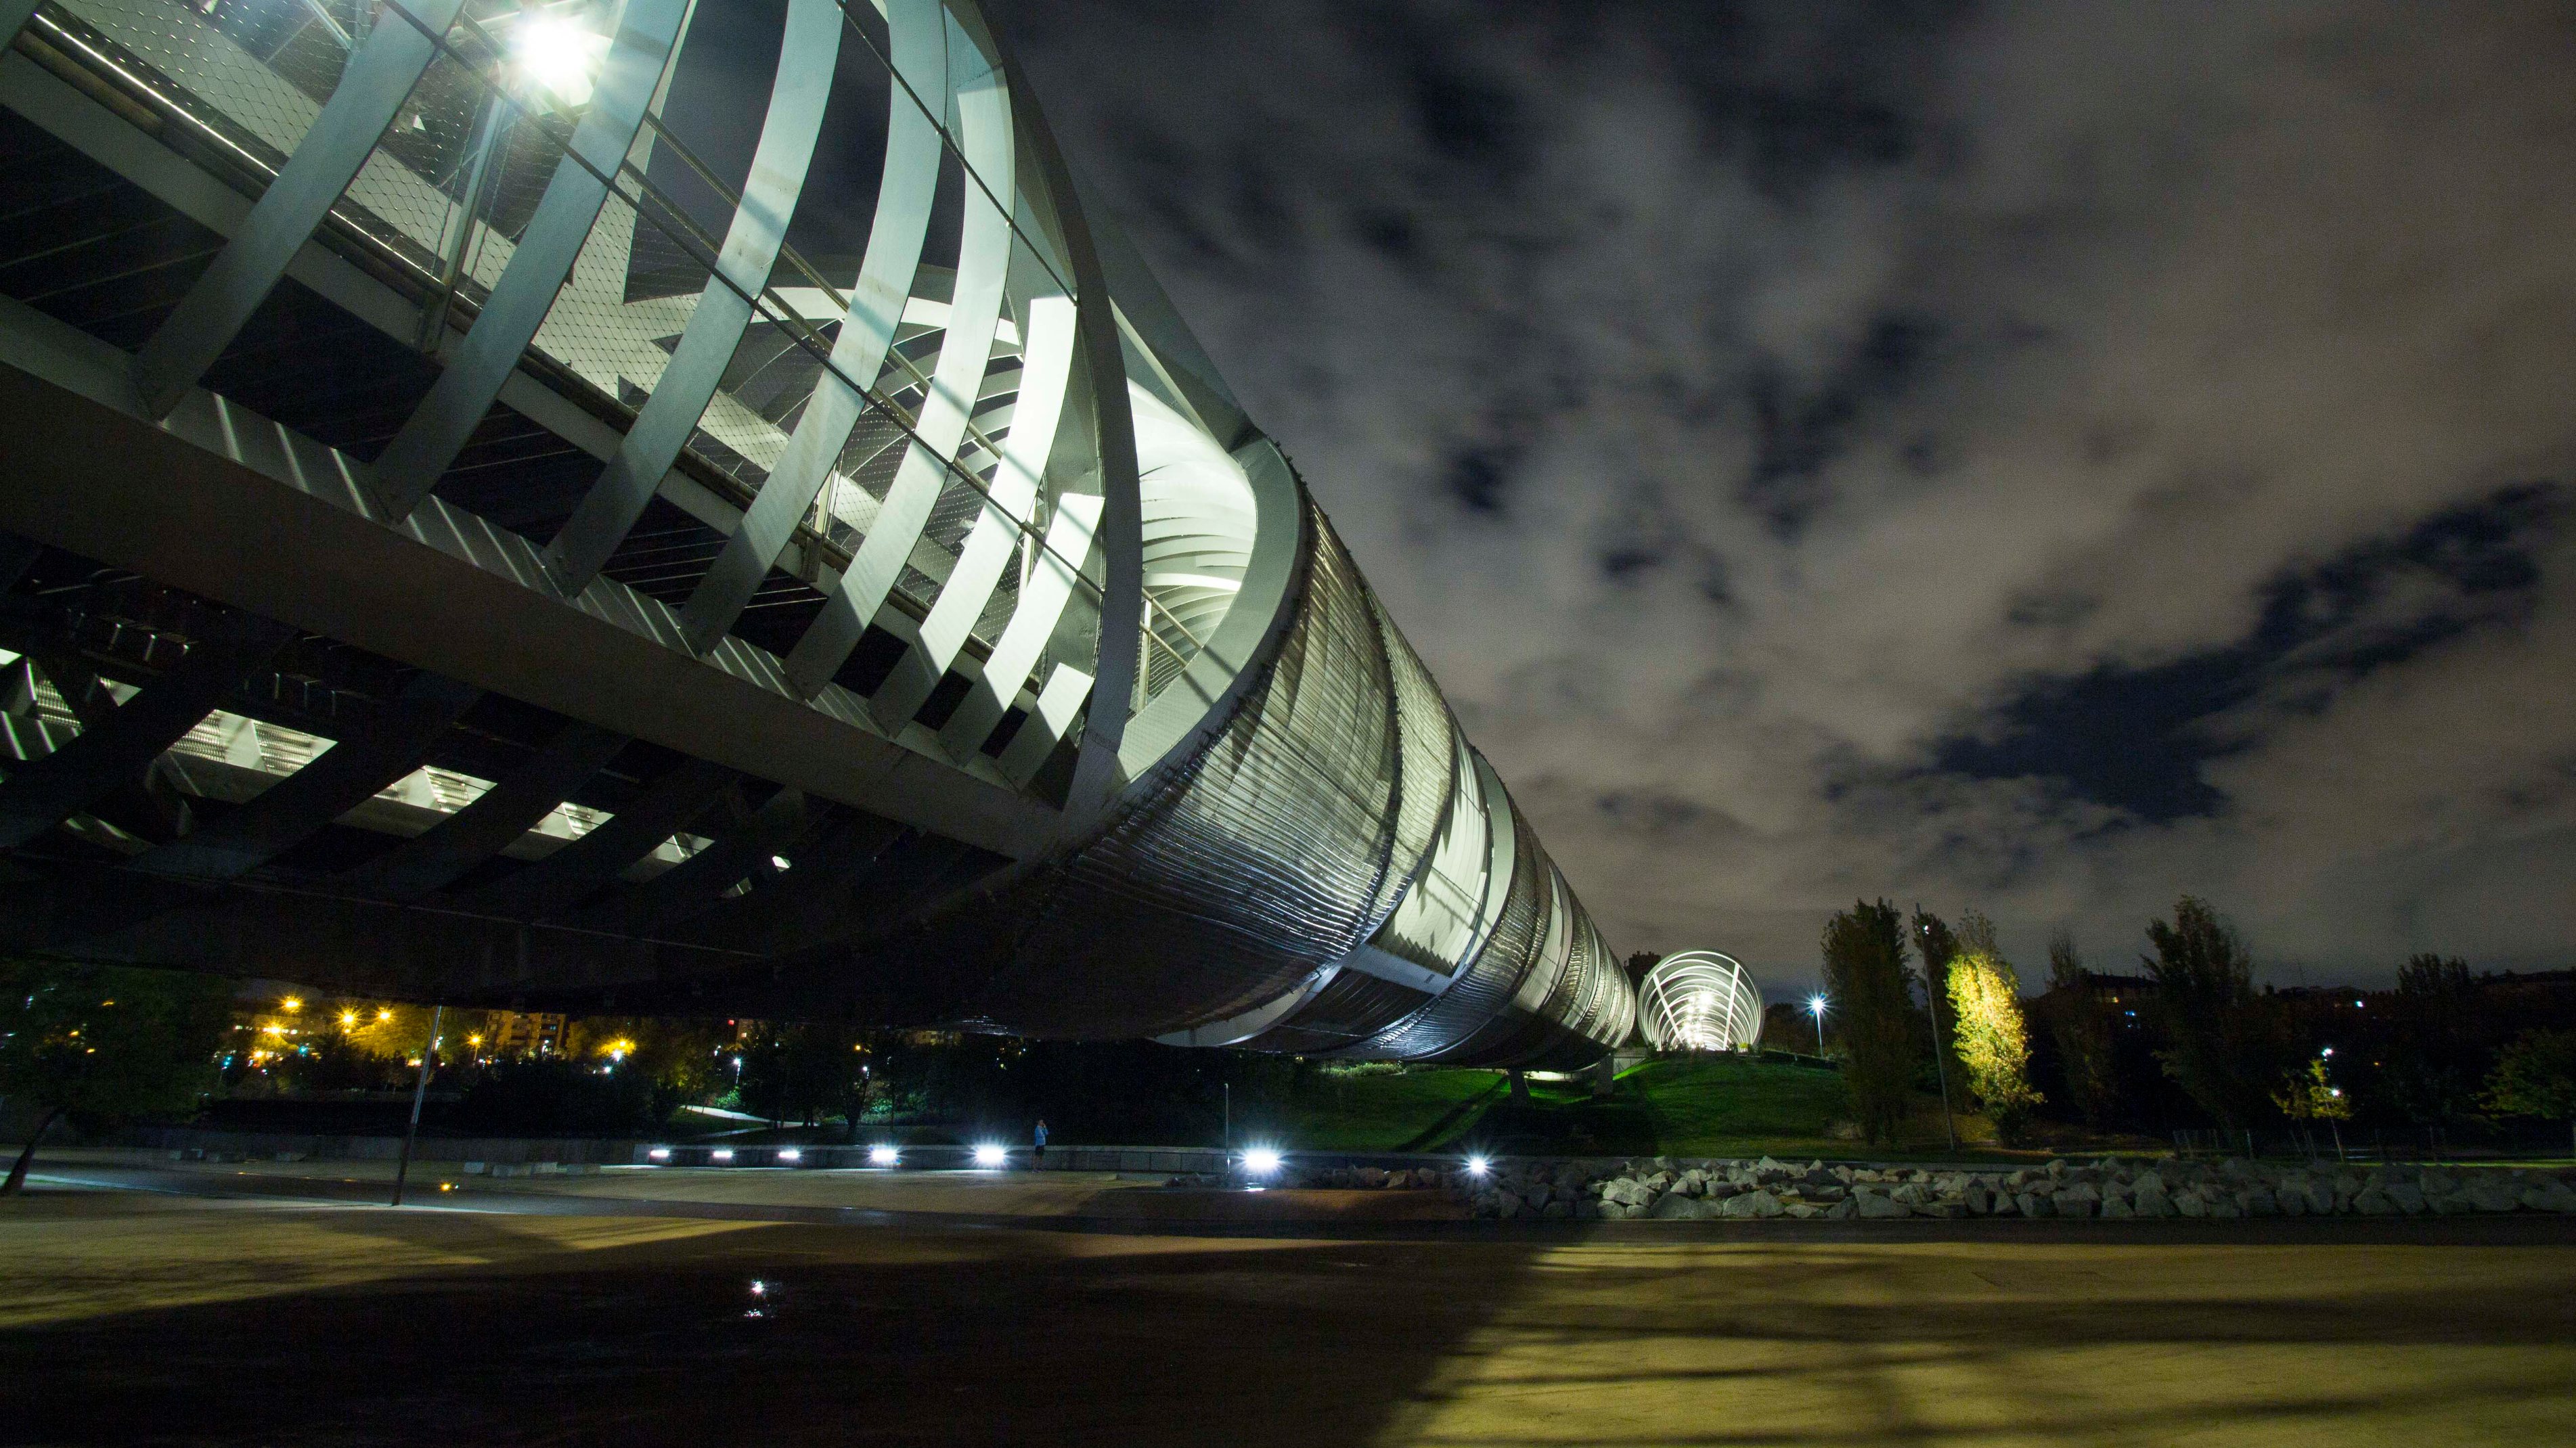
[7,1181,2575,1447]
[0,1207,1551,1447]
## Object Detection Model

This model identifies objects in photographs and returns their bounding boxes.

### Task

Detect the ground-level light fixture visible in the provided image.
[647,1147,671,1161]
[1243,1148,1283,1175]
[869,1145,900,1167]
[973,1144,1007,1167]
[1465,1155,1491,1176]
[776,1148,801,1164]
[711,1148,734,1162]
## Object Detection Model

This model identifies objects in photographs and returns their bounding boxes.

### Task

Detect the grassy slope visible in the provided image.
[1625,1055,1860,1156]
[1277,1068,1506,1151]
[1281,1056,2022,1161]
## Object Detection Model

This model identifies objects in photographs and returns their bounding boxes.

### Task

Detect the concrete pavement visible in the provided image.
[4,1162,2573,1445]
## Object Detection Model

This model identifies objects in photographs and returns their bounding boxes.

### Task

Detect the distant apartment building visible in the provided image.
[489,1012,569,1058]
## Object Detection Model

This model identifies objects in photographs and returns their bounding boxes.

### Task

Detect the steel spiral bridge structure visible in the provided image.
[0,0,1634,1065]
[1636,951,1764,1053]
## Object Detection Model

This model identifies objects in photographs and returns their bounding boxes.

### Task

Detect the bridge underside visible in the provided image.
[0,0,1635,1068]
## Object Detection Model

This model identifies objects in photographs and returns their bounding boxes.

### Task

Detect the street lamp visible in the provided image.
[1807,995,1827,1054]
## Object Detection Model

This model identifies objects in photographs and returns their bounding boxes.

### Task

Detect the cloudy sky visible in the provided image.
[996,0,2576,989]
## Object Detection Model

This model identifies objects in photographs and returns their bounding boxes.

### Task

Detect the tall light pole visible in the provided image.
[391,1004,443,1208]
[1808,995,1827,1055]
[1917,915,1959,1154]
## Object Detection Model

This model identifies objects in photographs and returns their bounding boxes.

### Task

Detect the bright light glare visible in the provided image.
[1465,1156,1490,1175]
[711,1148,735,1162]
[1243,1148,1283,1175]
[776,1148,801,1163]
[1808,995,1828,1016]
[868,1145,900,1166]
[511,16,608,107]
[647,1147,671,1161]
[973,1144,1007,1167]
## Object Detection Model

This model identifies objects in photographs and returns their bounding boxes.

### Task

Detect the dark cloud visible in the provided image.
[1941,482,2563,823]
[996,0,2576,987]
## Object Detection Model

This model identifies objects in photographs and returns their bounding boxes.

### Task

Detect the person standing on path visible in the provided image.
[1033,1118,1048,1161]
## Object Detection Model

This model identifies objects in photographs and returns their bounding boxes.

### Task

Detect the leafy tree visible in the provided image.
[2381,953,2479,1129]
[2141,897,2280,1133]
[1823,899,1917,1145]
[2,960,233,1193]
[738,1022,868,1128]
[2273,1051,2353,1155]
[2043,930,2119,1128]
[571,1016,730,1125]
[1947,912,2042,1144]
[2483,1029,2576,1156]
[455,1055,654,1136]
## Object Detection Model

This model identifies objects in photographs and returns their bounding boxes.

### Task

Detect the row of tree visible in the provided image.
[1820,901,2043,1145]
[3,958,1312,1190]
[1815,895,2576,1149]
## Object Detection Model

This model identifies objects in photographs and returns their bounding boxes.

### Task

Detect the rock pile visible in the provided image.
[1456,1154,2576,1222]
[1279,1164,1448,1191]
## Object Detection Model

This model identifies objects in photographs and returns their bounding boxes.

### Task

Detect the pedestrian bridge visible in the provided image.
[0,0,1632,1065]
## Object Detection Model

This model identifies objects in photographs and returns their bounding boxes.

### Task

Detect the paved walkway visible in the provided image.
[7,1159,2575,1445]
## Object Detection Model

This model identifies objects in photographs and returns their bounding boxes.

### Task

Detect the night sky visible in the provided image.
[993,1,2576,989]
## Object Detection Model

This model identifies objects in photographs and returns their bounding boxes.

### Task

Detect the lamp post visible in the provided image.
[1808,995,1827,1055]
[390,1004,443,1208]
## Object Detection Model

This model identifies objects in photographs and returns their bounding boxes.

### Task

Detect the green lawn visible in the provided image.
[1623,1054,1860,1156]
[1276,1066,1507,1151]
[1275,1055,2037,1162]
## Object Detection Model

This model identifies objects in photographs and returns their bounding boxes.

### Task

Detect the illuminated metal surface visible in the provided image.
[1637,950,1764,1053]
[0,0,1633,1066]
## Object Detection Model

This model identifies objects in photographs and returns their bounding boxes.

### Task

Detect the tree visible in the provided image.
[1823,900,1917,1145]
[737,1022,867,1128]
[2141,897,2278,1133]
[2043,931,2119,1128]
[572,1016,730,1125]
[2273,1052,2353,1156]
[1947,912,2042,1144]
[2483,1029,2576,1157]
[2382,953,2478,1129]
[2,960,232,1193]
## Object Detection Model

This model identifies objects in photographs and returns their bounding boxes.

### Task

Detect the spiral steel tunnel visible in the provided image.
[0,0,1633,1065]
[1637,951,1764,1053]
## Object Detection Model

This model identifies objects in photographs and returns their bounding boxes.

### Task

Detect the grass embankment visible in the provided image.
[1278,1066,1507,1151]
[1284,1055,2024,1161]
